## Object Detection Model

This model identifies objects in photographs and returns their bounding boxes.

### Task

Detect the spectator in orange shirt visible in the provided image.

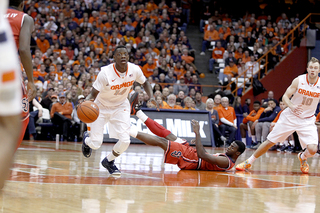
[36,34,50,54]
[240,101,264,147]
[219,58,238,85]
[209,41,225,73]
[162,94,183,110]
[218,97,237,146]
[183,97,196,110]
[181,48,194,65]
[142,58,157,78]
[200,24,219,55]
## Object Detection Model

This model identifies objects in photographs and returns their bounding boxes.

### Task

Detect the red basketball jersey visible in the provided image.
[6,8,29,120]
[5,8,26,49]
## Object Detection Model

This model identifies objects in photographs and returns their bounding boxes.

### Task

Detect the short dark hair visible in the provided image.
[234,140,246,154]
[268,98,276,104]
[9,0,23,7]
[253,100,261,105]
[113,45,127,56]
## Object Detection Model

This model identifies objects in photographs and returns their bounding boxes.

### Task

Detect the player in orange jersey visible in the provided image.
[237,57,320,174]
[0,0,22,189]
[6,0,37,149]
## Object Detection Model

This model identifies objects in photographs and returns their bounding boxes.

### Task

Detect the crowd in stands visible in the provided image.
[199,10,302,87]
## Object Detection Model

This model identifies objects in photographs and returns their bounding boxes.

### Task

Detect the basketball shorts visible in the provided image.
[87,99,131,148]
[267,109,317,149]
[164,141,200,170]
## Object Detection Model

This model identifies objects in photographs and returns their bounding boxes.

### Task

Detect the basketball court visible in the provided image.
[1,140,320,213]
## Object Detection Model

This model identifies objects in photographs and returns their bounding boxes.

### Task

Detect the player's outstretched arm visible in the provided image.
[142,80,159,110]
[192,120,229,168]
[19,15,36,100]
[282,77,302,116]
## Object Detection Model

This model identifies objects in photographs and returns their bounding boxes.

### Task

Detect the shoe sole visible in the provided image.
[129,92,139,115]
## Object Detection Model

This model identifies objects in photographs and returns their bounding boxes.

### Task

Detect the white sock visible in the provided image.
[247,155,257,164]
[242,138,246,145]
[301,149,314,160]
[174,137,185,143]
[129,127,138,138]
[136,110,148,122]
[107,152,117,161]
[251,136,256,142]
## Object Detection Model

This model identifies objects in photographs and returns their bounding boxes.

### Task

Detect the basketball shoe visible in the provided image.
[235,160,252,171]
[101,158,121,175]
[82,131,92,158]
[129,92,139,115]
[298,152,309,174]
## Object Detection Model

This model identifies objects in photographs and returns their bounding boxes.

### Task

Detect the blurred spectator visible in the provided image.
[163,94,183,109]
[183,97,195,110]
[195,92,206,110]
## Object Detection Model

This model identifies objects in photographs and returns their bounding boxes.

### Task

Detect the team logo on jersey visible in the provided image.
[298,88,320,98]
[110,80,134,90]
[22,97,29,113]
[171,151,182,158]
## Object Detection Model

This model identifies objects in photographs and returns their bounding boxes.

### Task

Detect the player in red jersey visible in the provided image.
[129,107,246,171]
[6,0,36,149]
[0,0,22,189]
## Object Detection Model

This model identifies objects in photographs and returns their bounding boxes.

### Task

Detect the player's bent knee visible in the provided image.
[90,140,103,150]
[113,139,130,154]
[307,145,317,155]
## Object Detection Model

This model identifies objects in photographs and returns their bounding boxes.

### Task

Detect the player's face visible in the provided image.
[226,142,239,155]
[307,62,320,79]
[114,48,129,66]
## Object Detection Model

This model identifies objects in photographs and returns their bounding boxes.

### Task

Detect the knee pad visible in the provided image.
[113,139,130,155]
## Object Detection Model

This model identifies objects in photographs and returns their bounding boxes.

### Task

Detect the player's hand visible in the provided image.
[290,104,303,116]
[251,120,258,130]
[27,82,37,101]
[149,97,159,111]
[190,139,196,144]
[191,119,200,134]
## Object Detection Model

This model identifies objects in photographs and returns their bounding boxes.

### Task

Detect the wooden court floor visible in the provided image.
[1,140,320,213]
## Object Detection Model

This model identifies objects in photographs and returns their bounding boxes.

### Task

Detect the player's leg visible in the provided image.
[16,117,29,150]
[240,123,248,143]
[132,131,168,151]
[134,107,186,143]
[236,120,293,171]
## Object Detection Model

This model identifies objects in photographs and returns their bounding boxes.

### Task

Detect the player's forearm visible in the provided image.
[86,88,99,101]
[195,132,207,158]
[282,94,294,109]
[143,80,153,99]
[20,49,34,83]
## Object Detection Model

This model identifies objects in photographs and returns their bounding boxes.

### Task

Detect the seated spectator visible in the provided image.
[251,99,281,148]
[165,70,177,84]
[50,92,73,141]
[219,58,238,85]
[209,41,225,73]
[242,98,251,115]
[181,48,194,65]
[200,24,219,55]
[240,101,264,147]
[213,93,222,110]
[177,91,186,107]
[206,98,226,147]
[173,76,189,95]
[183,97,196,110]
[233,96,243,115]
[156,95,169,109]
[218,97,237,146]
[195,92,206,110]
[142,58,157,78]
[189,74,202,93]
[245,55,259,76]
[28,98,44,141]
[224,51,237,67]
[163,94,183,109]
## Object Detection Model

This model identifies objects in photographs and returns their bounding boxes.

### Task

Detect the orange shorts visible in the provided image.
[164,141,200,170]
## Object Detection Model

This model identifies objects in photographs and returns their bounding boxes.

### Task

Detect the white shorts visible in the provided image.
[0,16,21,116]
[87,99,131,147]
[267,109,317,149]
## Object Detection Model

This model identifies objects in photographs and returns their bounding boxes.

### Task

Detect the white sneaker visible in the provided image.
[200,52,205,55]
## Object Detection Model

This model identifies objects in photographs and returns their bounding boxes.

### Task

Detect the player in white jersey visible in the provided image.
[236,57,320,174]
[82,45,157,175]
[0,0,22,188]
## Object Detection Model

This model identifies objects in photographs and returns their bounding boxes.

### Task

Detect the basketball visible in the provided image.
[77,101,99,123]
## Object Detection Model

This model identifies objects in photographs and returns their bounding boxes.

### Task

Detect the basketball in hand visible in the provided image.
[77,101,99,123]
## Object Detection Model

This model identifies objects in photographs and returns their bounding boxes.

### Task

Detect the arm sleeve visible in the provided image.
[221,118,234,126]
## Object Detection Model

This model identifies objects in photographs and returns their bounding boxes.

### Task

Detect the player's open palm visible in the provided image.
[191,120,200,134]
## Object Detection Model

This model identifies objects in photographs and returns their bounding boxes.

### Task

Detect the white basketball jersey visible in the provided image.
[93,62,146,107]
[289,74,320,118]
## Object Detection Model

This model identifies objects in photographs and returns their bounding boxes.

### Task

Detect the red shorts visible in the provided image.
[164,141,200,170]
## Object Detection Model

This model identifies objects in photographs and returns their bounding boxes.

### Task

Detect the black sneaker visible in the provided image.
[129,92,139,115]
[82,131,92,158]
[101,158,121,175]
